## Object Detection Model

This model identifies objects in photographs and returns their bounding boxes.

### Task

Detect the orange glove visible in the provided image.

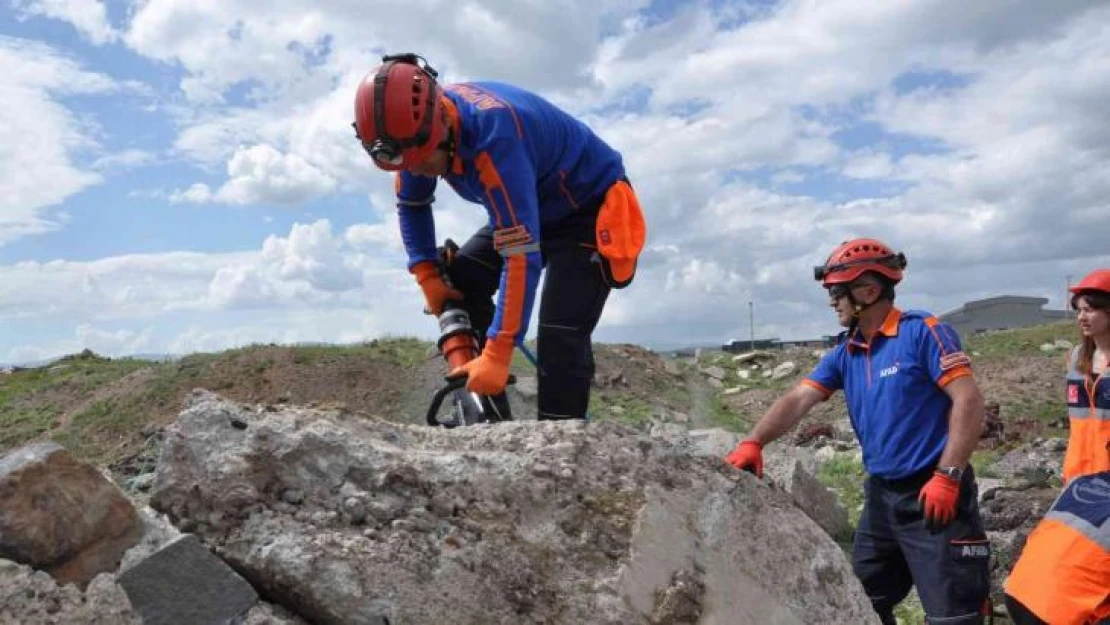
[918,471,960,533]
[448,337,513,395]
[411,261,463,315]
[724,439,763,477]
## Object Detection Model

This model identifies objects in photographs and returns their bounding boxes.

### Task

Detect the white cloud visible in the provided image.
[4,0,1110,358]
[170,144,337,205]
[842,151,894,180]
[0,37,115,246]
[11,0,117,45]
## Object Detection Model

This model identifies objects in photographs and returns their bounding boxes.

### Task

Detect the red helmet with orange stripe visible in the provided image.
[1069,269,1110,296]
[353,53,446,172]
[815,238,907,287]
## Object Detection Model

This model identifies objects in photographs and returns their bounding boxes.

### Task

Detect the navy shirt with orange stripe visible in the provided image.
[395,82,625,346]
[803,308,974,480]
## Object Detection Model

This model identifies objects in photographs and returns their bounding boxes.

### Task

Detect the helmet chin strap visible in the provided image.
[848,289,882,320]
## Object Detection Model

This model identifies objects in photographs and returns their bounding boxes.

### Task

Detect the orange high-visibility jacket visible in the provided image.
[1063,346,1110,483]
[1004,471,1110,625]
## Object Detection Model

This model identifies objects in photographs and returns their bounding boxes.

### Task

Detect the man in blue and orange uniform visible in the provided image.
[352,53,645,421]
[724,238,991,624]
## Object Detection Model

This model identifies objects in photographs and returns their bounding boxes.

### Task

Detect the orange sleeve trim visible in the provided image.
[924,318,951,357]
[506,102,524,138]
[801,379,833,399]
[937,366,973,388]
[475,151,518,228]
[495,255,527,342]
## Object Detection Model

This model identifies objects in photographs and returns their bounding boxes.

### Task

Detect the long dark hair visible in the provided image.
[1070,290,1110,375]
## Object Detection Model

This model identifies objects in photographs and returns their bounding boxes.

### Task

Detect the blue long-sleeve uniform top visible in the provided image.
[395,81,625,345]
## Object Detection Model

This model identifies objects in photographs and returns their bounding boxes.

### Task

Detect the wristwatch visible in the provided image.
[936,466,964,481]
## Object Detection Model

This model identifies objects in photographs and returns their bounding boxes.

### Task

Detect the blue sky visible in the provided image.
[2,0,1108,363]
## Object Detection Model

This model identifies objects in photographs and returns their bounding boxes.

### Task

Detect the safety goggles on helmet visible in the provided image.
[813,252,907,282]
[352,122,429,167]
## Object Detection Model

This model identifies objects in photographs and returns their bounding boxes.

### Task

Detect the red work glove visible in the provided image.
[918,471,960,533]
[411,261,463,316]
[724,439,764,478]
[448,337,513,395]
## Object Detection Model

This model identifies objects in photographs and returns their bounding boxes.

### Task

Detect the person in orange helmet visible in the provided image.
[1003,268,1110,625]
[352,53,645,421]
[724,238,991,624]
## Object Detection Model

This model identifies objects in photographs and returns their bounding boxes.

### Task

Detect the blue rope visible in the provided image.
[516,343,591,421]
[517,343,539,369]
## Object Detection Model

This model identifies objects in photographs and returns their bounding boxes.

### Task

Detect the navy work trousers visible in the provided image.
[853,465,991,625]
[446,206,611,420]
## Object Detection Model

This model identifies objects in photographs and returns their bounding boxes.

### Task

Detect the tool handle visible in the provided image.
[425,376,467,426]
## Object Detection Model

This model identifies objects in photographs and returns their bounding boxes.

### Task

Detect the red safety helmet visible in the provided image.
[353,53,446,172]
[815,238,907,287]
[1069,268,1110,296]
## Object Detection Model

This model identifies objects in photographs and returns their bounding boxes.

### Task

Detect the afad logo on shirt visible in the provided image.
[880,361,900,378]
[1067,383,1080,404]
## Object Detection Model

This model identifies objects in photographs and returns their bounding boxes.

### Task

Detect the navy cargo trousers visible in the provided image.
[853,465,991,625]
[446,201,612,421]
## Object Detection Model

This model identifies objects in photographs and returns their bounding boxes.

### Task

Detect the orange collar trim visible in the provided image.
[847,307,901,351]
[440,95,464,175]
[878,306,902,337]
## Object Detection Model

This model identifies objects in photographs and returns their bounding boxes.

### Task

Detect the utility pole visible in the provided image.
[1066,274,1073,316]
[748,301,755,351]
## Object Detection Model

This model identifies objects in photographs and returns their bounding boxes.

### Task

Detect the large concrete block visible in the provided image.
[118,534,258,625]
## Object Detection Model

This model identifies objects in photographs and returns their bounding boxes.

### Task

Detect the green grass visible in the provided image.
[288,337,430,367]
[1,339,437,462]
[963,321,1075,359]
[894,593,926,624]
[56,398,147,463]
[0,357,151,448]
[0,408,56,450]
[970,448,1002,478]
[590,392,654,427]
[704,394,751,432]
[817,452,866,528]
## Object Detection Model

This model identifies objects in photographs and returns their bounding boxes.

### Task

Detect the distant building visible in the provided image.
[721,336,839,353]
[939,295,1070,336]
[722,338,780,353]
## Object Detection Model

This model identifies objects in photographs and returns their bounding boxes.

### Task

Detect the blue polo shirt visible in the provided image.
[803,307,974,479]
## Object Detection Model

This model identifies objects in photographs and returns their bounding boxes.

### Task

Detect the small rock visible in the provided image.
[343,498,367,524]
[1043,438,1067,453]
[281,489,305,505]
[772,362,797,380]
[702,366,727,380]
[733,351,774,364]
[127,473,155,492]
